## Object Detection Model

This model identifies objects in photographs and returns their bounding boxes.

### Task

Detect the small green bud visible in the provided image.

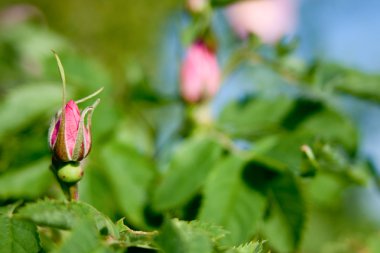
[57,163,83,183]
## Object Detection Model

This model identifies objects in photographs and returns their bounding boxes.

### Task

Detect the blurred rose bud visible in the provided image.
[49,99,99,162]
[226,0,298,43]
[186,0,208,13]
[180,41,221,103]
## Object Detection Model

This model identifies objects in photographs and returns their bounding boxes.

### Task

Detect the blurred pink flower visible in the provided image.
[226,0,298,43]
[0,4,43,27]
[180,41,221,103]
[187,0,208,13]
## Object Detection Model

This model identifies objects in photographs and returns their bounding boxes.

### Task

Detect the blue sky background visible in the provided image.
[298,0,380,168]
[298,0,380,221]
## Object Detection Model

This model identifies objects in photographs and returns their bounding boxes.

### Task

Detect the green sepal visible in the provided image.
[48,112,59,149]
[52,51,71,162]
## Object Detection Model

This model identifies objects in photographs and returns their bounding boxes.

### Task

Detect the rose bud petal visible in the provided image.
[49,99,99,162]
[180,41,221,103]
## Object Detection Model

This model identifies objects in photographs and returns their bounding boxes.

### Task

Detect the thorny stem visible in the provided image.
[59,181,79,202]
[106,227,159,250]
[221,42,304,89]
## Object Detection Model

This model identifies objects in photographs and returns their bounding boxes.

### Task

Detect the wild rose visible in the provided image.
[226,0,298,43]
[180,41,221,103]
[48,52,102,163]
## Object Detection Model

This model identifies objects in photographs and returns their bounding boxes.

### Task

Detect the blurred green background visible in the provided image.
[1,0,380,252]
[0,0,179,83]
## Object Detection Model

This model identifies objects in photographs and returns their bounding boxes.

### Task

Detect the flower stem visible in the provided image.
[59,182,79,201]
[68,184,79,201]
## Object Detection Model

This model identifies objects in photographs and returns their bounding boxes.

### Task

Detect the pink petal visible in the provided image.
[64,100,81,157]
[202,48,220,97]
[50,119,60,147]
[226,0,298,43]
[180,42,221,102]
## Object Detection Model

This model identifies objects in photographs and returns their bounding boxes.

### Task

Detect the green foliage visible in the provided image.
[0,83,61,141]
[0,204,40,253]
[0,158,53,199]
[156,218,244,253]
[153,136,223,211]
[0,2,378,253]
[0,216,40,253]
[156,218,214,253]
[101,142,155,228]
[116,218,158,249]
[226,241,264,253]
[329,65,380,103]
[54,219,109,253]
[261,173,305,252]
[218,97,294,138]
[16,200,117,236]
[199,155,266,246]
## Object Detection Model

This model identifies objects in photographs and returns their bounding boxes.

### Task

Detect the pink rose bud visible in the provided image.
[226,0,298,44]
[49,99,98,162]
[48,52,102,163]
[180,41,221,103]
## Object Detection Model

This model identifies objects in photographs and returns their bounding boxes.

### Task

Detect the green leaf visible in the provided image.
[101,142,155,228]
[0,158,53,200]
[262,174,306,252]
[256,105,357,173]
[307,172,346,209]
[112,116,155,156]
[0,215,40,253]
[303,141,370,185]
[226,241,265,253]
[332,67,380,103]
[15,200,117,237]
[38,227,61,252]
[185,220,228,244]
[238,158,306,251]
[79,164,117,218]
[297,109,358,152]
[155,218,214,253]
[3,23,67,65]
[218,97,293,138]
[54,219,110,253]
[258,131,313,173]
[199,155,266,246]
[281,98,324,130]
[153,136,223,211]
[0,202,22,216]
[0,83,61,141]
[114,218,158,249]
